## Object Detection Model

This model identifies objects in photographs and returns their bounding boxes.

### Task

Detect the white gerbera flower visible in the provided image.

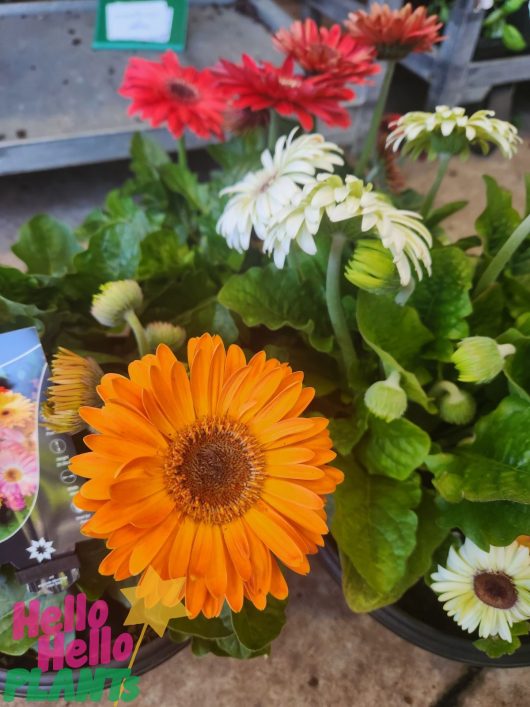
[216,129,343,255]
[431,539,530,642]
[387,106,521,160]
[315,174,432,288]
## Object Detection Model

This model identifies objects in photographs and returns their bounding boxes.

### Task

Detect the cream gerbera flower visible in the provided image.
[431,539,530,641]
[216,129,343,254]
[387,106,521,159]
[0,392,35,430]
[312,174,432,288]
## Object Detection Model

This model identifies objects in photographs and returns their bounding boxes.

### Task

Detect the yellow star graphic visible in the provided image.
[121,572,188,637]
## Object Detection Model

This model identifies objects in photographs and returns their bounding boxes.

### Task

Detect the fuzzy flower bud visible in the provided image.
[91,280,143,328]
[364,370,407,422]
[145,322,186,352]
[345,239,400,295]
[431,381,476,425]
[451,337,515,384]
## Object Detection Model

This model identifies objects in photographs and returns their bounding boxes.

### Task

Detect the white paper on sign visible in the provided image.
[106,1,174,43]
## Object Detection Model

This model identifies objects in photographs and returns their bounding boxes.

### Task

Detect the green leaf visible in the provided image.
[230,597,287,651]
[504,337,530,401]
[360,417,431,480]
[339,491,449,612]
[356,292,433,369]
[138,229,192,279]
[410,246,473,340]
[468,284,506,337]
[207,130,264,177]
[130,133,170,181]
[219,265,333,353]
[265,344,340,397]
[357,292,436,413]
[76,540,113,601]
[502,23,526,51]
[425,200,468,229]
[179,301,239,344]
[436,498,530,551]
[427,396,530,503]
[169,613,233,640]
[0,296,45,334]
[476,176,521,255]
[474,622,529,658]
[161,163,209,213]
[329,404,369,456]
[74,209,151,289]
[525,174,530,217]
[333,458,421,593]
[12,215,81,276]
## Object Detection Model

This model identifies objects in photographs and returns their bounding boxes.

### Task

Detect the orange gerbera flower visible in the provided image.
[344,3,443,60]
[72,334,342,619]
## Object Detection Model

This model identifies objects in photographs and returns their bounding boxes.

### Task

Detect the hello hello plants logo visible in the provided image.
[2,572,187,703]
[3,593,140,702]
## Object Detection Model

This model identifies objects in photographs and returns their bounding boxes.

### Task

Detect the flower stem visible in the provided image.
[326,233,359,388]
[124,310,149,357]
[475,213,530,296]
[421,152,451,217]
[356,60,396,176]
[268,110,280,151]
[178,135,187,169]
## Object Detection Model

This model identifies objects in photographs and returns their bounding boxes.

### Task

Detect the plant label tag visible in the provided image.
[0,328,88,593]
[94,0,188,51]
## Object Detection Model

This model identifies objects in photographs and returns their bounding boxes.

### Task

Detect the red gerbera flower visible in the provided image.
[344,3,443,60]
[215,55,353,131]
[273,19,379,84]
[119,51,225,140]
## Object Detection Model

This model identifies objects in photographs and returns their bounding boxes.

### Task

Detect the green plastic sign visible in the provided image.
[93,0,188,51]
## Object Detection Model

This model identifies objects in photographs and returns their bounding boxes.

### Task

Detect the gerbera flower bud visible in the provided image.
[430,381,476,425]
[145,322,186,353]
[387,106,521,160]
[345,239,400,294]
[91,280,143,328]
[451,337,515,384]
[344,3,443,60]
[364,370,407,422]
[72,334,343,619]
[42,348,103,434]
[431,539,530,641]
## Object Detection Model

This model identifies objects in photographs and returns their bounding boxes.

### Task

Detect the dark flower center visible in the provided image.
[166,79,198,102]
[164,417,265,524]
[473,572,518,610]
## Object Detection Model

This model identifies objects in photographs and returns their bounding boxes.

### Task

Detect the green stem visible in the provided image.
[178,135,187,169]
[356,60,396,176]
[268,110,280,151]
[421,152,451,217]
[326,233,358,388]
[124,310,149,357]
[475,213,530,296]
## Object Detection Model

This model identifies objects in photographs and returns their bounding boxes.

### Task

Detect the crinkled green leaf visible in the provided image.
[12,215,81,276]
[0,296,45,334]
[357,292,436,413]
[474,622,529,658]
[329,404,369,456]
[476,175,521,255]
[436,498,530,551]
[333,458,421,593]
[161,163,209,213]
[425,200,468,230]
[179,301,239,344]
[427,396,530,503]
[265,344,340,397]
[356,291,433,369]
[502,23,526,51]
[130,132,170,182]
[360,416,431,480]
[410,246,473,340]
[468,283,506,337]
[230,597,286,651]
[138,229,192,279]
[339,491,448,612]
[219,265,333,353]
[169,612,233,640]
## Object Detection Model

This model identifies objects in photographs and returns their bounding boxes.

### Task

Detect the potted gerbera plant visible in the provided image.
[1,3,530,677]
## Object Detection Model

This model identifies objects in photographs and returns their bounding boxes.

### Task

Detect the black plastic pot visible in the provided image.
[0,634,189,698]
[320,541,530,667]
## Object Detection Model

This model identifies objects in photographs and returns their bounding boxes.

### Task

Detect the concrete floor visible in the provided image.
[2,140,530,706]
